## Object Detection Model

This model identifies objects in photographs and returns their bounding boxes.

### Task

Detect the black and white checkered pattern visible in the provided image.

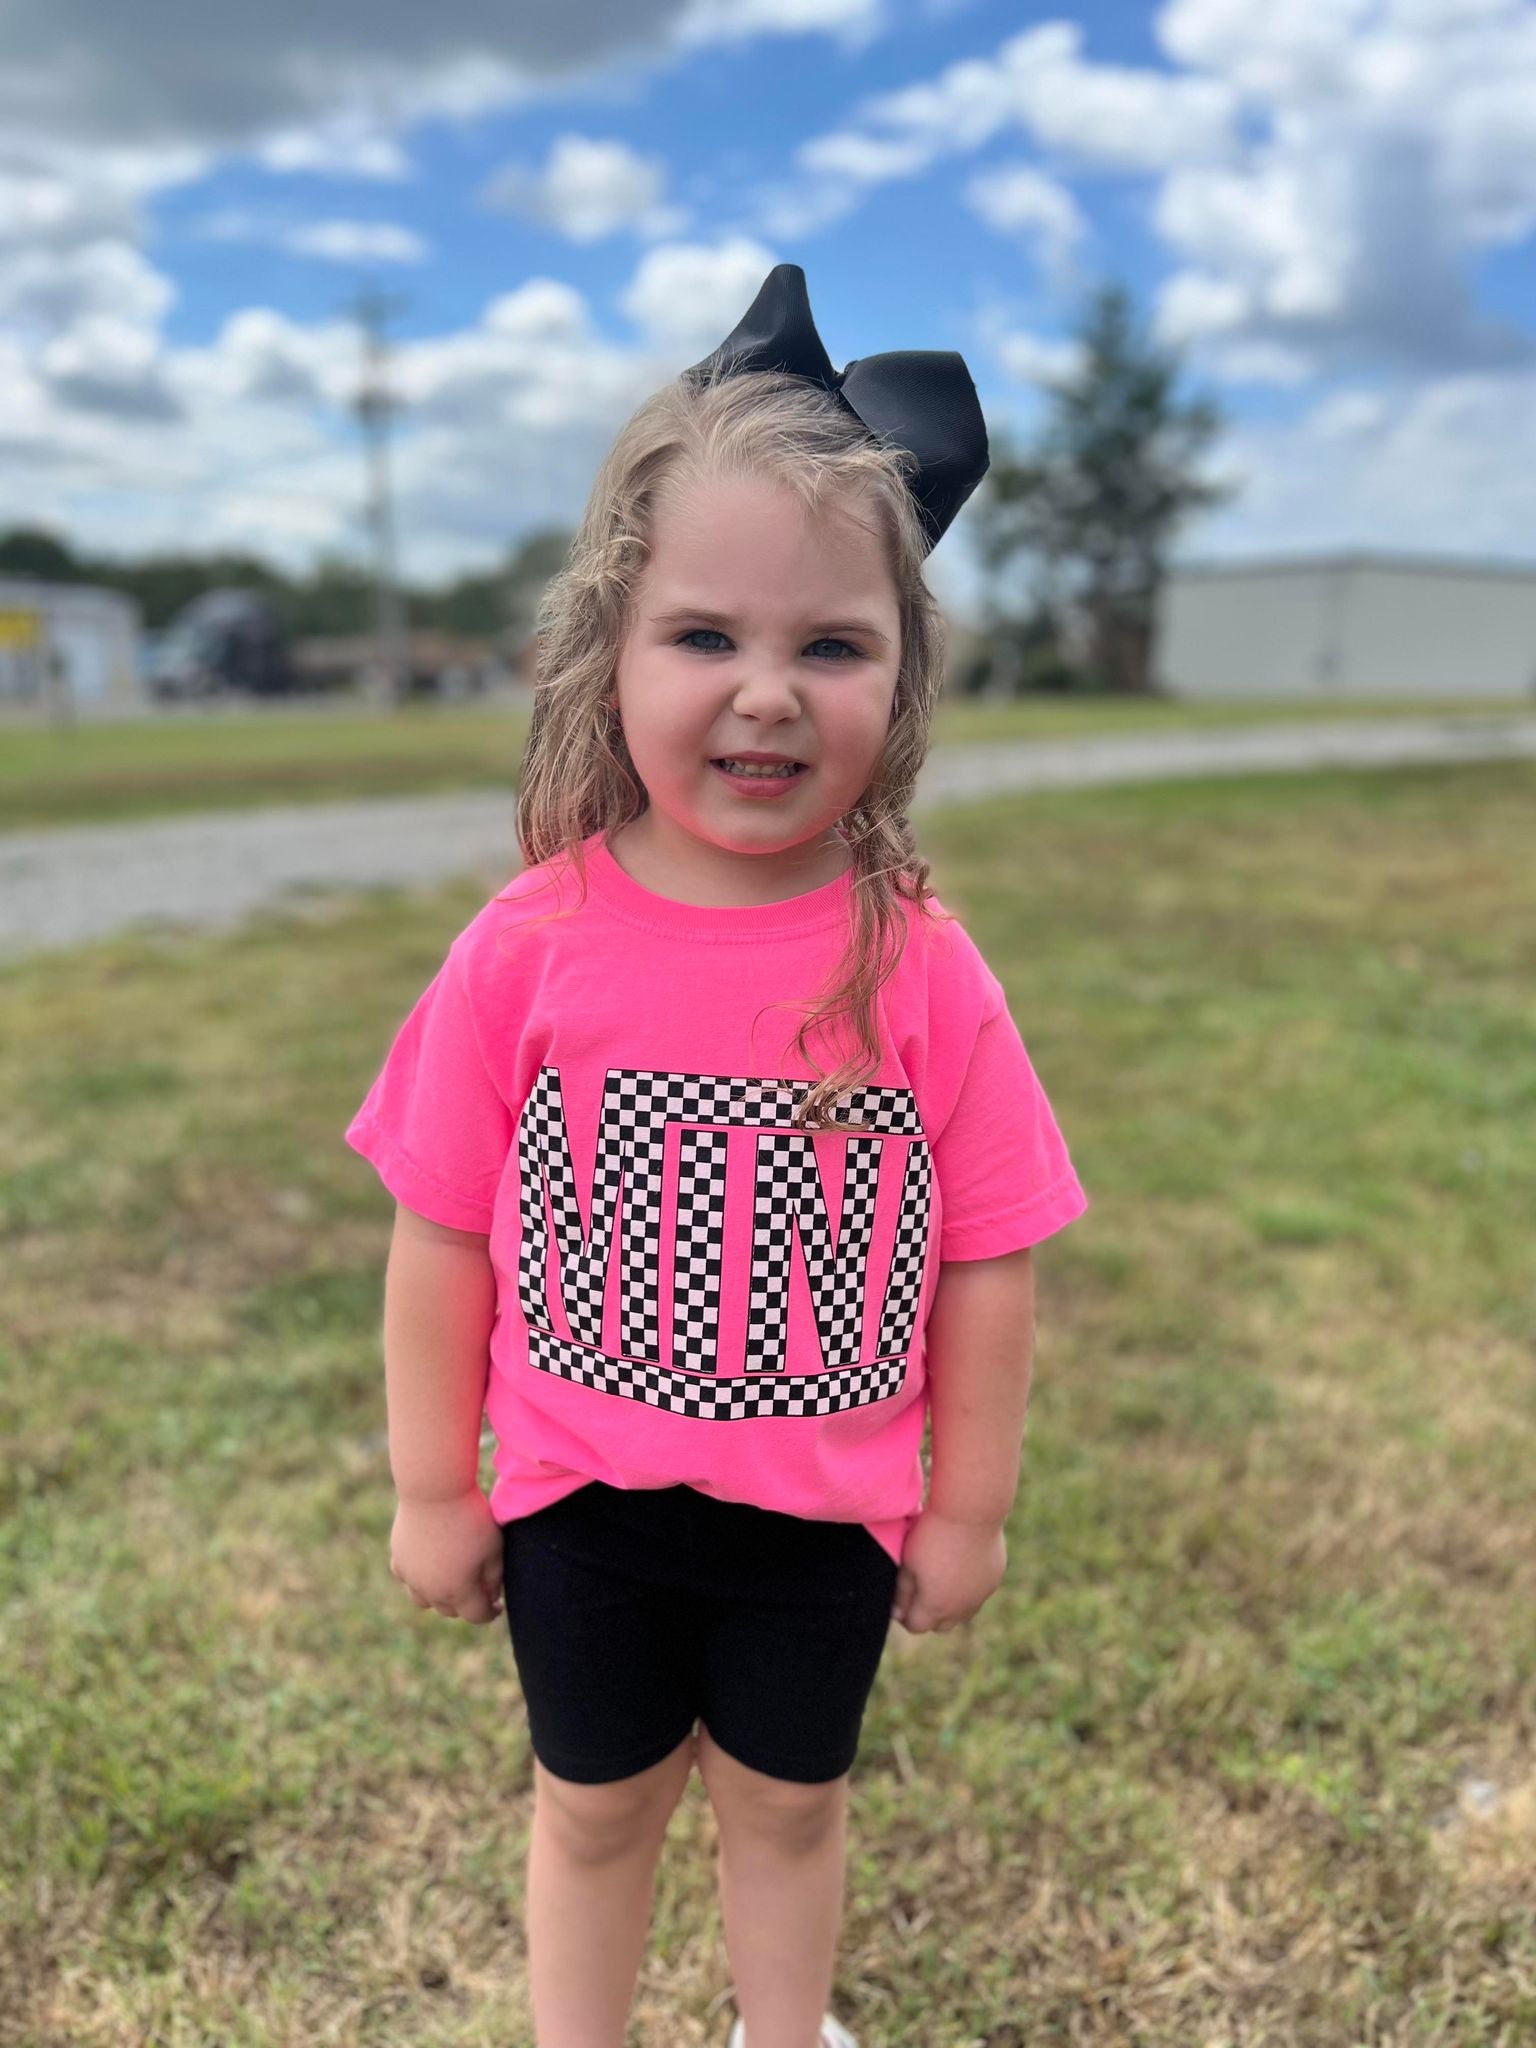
[674,1125,727,1368]
[515,1066,930,1418]
[878,1138,933,1359]
[746,1133,881,1373]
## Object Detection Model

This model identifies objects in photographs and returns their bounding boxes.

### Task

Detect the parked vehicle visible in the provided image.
[148,590,293,700]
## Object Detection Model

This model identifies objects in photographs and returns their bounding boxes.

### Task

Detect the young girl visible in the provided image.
[345,263,1089,2048]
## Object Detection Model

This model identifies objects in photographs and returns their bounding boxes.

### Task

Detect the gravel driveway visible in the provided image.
[5,711,1535,960]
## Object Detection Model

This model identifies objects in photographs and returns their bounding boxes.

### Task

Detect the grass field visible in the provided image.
[1,690,1528,831]
[3,763,1534,2045]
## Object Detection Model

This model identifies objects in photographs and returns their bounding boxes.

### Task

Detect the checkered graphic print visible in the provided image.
[515,1065,930,1418]
[878,1137,933,1359]
[746,1133,881,1374]
[673,1125,727,1369]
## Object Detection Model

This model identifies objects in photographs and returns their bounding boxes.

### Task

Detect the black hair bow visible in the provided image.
[682,262,990,556]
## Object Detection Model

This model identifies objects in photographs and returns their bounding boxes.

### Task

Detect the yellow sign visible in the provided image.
[0,609,43,651]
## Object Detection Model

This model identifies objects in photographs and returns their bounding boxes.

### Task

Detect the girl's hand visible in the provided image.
[891,1509,1006,1635]
[390,1489,505,1625]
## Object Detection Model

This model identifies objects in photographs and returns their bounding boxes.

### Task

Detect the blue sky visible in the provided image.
[2,0,1535,619]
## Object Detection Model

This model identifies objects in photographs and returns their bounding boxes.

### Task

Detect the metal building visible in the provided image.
[0,579,144,714]
[1156,550,1536,702]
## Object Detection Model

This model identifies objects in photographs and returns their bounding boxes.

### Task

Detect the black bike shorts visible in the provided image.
[499,1480,900,1787]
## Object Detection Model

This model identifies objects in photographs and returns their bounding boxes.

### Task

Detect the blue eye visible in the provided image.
[676,629,859,661]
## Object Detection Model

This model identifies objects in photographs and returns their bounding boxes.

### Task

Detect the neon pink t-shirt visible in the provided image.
[344,830,1089,1567]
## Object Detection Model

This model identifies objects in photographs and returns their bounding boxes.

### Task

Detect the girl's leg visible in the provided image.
[525,1732,697,2048]
[697,1722,850,2048]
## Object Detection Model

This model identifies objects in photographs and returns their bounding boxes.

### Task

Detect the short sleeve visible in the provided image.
[343,942,514,1233]
[932,1000,1089,1260]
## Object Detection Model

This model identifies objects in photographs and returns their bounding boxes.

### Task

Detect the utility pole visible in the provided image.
[347,284,411,706]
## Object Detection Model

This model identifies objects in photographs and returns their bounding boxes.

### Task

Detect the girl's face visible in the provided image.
[609,470,903,889]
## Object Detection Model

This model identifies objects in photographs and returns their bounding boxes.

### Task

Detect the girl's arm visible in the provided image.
[382,1200,497,1503]
[924,1245,1036,1527]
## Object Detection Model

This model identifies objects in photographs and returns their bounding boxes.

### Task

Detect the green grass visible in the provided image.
[0,700,536,831]
[1,690,1528,831]
[3,762,1535,2044]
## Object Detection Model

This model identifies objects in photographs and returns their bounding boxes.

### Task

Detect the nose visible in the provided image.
[729,660,809,722]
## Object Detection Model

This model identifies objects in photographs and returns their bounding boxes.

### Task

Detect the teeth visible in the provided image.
[715,759,801,778]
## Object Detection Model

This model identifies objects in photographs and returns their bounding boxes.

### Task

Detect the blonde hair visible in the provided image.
[511,356,958,1132]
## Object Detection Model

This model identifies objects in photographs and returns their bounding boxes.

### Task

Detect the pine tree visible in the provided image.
[975,282,1233,693]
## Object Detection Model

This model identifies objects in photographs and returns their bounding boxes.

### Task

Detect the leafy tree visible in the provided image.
[114,554,287,631]
[503,527,574,641]
[267,556,377,638]
[975,281,1234,692]
[412,528,569,640]
[0,527,83,581]
[0,525,575,641]
[413,565,507,637]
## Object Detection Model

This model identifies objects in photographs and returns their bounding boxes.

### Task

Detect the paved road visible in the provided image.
[4,711,1535,960]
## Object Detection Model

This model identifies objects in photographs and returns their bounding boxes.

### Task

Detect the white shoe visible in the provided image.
[727,2014,859,2048]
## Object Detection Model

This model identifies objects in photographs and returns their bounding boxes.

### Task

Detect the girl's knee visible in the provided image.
[698,1724,848,1848]
[535,1734,696,1857]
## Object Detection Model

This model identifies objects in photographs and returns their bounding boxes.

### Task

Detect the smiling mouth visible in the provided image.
[708,759,809,779]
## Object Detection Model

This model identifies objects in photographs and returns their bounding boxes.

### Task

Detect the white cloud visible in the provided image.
[0,164,137,248]
[2,3,1535,583]
[284,221,429,265]
[0,251,794,581]
[0,239,176,340]
[1308,389,1390,439]
[965,163,1087,281]
[1155,0,1379,101]
[796,133,935,184]
[256,123,414,182]
[1148,0,1536,375]
[175,308,362,411]
[1155,267,1251,344]
[481,135,688,243]
[1204,339,1314,386]
[1154,152,1350,328]
[0,141,208,249]
[986,25,1238,172]
[0,4,892,163]
[0,3,893,570]
[617,237,783,355]
[38,315,183,422]
[969,286,1087,396]
[769,17,1239,230]
[672,0,885,52]
[752,180,869,243]
[743,19,1246,272]
[190,209,429,265]
[740,6,1536,399]
[994,329,1087,388]
[1182,362,1536,559]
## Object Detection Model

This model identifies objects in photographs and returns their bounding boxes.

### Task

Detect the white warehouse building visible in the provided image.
[0,579,144,714]
[1156,550,1536,702]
